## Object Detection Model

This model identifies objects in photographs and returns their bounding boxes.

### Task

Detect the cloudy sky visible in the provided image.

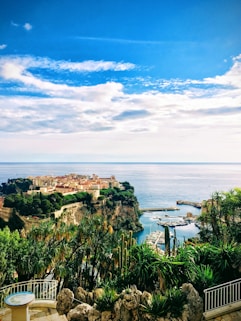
[0,0,241,162]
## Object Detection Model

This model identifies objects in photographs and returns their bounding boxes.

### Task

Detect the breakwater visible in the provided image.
[141,200,202,213]
[140,207,180,212]
[176,200,202,208]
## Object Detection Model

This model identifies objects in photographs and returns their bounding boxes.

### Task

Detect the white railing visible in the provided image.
[0,279,58,309]
[204,278,241,312]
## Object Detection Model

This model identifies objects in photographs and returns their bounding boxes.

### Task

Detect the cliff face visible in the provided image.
[59,199,143,233]
[94,200,143,232]
[55,194,143,232]
[0,201,143,233]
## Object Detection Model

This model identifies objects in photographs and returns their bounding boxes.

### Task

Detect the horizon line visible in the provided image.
[0,161,241,165]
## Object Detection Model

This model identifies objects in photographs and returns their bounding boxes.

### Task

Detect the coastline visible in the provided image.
[1,162,241,246]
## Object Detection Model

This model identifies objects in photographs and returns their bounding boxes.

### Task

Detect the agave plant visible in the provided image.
[141,288,187,318]
[165,287,187,317]
[191,264,219,296]
[141,293,169,317]
[127,243,160,291]
[95,286,119,312]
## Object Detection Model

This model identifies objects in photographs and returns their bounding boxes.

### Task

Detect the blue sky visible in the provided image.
[0,0,241,162]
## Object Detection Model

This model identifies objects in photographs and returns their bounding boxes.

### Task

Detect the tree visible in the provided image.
[0,227,21,286]
[8,209,25,231]
[198,189,241,244]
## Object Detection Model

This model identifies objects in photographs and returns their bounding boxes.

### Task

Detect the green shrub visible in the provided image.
[192,264,219,296]
[95,287,119,312]
[166,287,187,317]
[142,288,187,318]
[142,294,169,317]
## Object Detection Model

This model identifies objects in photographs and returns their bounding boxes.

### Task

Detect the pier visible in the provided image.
[140,200,202,212]
[140,207,180,212]
[176,200,202,208]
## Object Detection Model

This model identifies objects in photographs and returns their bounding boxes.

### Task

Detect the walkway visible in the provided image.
[0,306,67,321]
[208,310,241,321]
[2,306,240,321]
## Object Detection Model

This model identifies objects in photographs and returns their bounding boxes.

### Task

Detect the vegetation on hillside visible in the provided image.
[198,188,241,244]
[0,186,241,316]
[1,180,139,219]
[3,191,91,217]
[0,178,32,195]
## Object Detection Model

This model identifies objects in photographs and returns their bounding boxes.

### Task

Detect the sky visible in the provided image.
[0,0,241,162]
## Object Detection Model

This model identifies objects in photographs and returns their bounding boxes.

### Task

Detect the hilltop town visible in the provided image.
[27,173,121,199]
[0,174,143,233]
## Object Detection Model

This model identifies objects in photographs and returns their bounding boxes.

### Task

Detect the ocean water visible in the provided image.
[0,162,241,245]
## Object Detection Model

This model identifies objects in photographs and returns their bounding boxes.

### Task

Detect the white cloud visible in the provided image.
[11,21,19,27]
[58,60,135,72]
[0,56,135,74]
[23,23,32,31]
[0,57,125,99]
[11,21,32,30]
[0,54,241,161]
[233,54,241,61]
[0,44,7,50]
[203,54,241,88]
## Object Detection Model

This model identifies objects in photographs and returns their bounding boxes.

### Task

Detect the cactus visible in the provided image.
[164,226,170,256]
[172,228,177,256]
[116,231,135,275]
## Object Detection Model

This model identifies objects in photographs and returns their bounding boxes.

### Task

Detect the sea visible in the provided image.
[0,162,241,246]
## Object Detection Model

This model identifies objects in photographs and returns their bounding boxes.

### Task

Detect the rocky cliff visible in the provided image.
[58,199,143,233]
[0,182,143,233]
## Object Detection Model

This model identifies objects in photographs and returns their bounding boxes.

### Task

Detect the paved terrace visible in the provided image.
[0,305,67,321]
[208,310,241,321]
[1,301,241,321]
[0,280,67,321]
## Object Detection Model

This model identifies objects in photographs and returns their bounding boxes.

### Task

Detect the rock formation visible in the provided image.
[57,283,203,321]
[56,288,74,315]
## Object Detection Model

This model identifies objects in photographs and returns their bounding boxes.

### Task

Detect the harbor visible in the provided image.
[139,200,202,246]
[157,212,199,227]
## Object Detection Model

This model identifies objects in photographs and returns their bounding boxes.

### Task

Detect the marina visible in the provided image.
[157,220,187,227]
[145,229,175,247]
[145,231,166,245]
[143,209,200,246]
